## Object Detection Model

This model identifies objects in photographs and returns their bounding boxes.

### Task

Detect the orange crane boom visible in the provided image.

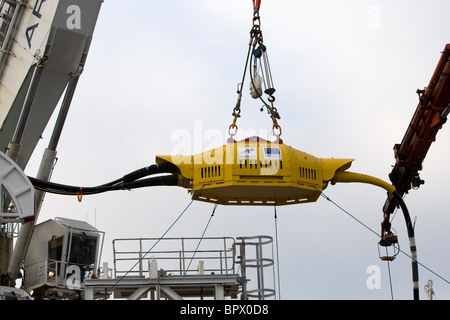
[378,44,450,301]
[390,43,450,194]
[382,44,450,239]
[385,44,450,206]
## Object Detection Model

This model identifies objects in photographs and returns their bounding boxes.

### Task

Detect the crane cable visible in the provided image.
[98,185,205,300]
[383,196,404,300]
[229,0,281,139]
[316,188,450,300]
[385,246,394,300]
[185,203,218,274]
[273,205,281,299]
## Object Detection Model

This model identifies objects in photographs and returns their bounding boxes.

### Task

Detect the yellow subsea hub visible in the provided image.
[156,136,394,206]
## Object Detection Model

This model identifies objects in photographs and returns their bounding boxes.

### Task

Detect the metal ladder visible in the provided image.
[237,235,276,300]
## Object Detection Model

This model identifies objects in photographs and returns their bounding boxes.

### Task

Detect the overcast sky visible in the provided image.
[26,0,450,300]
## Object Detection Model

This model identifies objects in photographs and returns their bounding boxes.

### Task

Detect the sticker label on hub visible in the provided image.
[238,147,257,159]
[264,147,281,159]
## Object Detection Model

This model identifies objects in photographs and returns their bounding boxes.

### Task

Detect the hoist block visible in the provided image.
[156,136,368,206]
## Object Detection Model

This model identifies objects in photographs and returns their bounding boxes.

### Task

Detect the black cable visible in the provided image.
[28,175,179,196]
[232,34,254,121]
[100,162,178,186]
[28,162,180,196]
[238,39,254,98]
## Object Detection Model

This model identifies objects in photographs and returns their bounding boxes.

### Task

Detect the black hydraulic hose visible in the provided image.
[28,174,179,196]
[121,162,178,183]
[392,190,419,300]
[121,174,179,190]
[100,162,178,187]
[28,174,179,195]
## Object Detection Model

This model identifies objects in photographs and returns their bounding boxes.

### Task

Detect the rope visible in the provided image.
[97,186,204,299]
[229,5,281,138]
[385,247,394,300]
[317,190,450,290]
[185,203,218,274]
[273,205,281,300]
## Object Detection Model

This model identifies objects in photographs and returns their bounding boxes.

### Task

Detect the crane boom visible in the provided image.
[384,44,450,214]
[376,44,450,300]
[380,43,450,252]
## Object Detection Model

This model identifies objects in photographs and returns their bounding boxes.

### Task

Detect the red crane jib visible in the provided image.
[391,44,450,193]
[381,44,450,245]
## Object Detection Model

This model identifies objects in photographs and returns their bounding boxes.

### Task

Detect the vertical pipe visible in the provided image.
[3,65,43,283]
[181,238,185,275]
[256,237,264,300]
[113,240,117,279]
[97,232,105,277]
[48,75,79,151]
[35,74,80,214]
[223,238,228,275]
[239,239,247,300]
[5,64,43,166]
[138,238,143,278]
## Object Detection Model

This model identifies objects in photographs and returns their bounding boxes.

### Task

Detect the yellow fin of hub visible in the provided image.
[332,171,396,194]
[156,136,392,205]
[321,158,354,181]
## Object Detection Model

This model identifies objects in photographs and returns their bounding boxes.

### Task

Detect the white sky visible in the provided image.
[25,0,450,300]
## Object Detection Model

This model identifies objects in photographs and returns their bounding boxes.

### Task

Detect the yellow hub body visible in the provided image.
[155,136,386,206]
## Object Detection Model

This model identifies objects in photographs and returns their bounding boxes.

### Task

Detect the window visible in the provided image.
[68,235,97,266]
[48,236,63,262]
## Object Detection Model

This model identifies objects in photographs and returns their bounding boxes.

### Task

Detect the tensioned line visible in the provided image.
[317,189,450,287]
[98,186,205,299]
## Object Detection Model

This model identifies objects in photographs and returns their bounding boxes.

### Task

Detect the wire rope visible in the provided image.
[273,205,281,300]
[384,247,394,300]
[97,185,204,300]
[316,189,450,298]
[185,203,218,274]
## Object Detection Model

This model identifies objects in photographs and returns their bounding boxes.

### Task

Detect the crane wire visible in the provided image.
[97,185,204,300]
[385,246,394,300]
[230,10,280,136]
[185,203,218,274]
[273,205,281,300]
[316,189,450,297]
